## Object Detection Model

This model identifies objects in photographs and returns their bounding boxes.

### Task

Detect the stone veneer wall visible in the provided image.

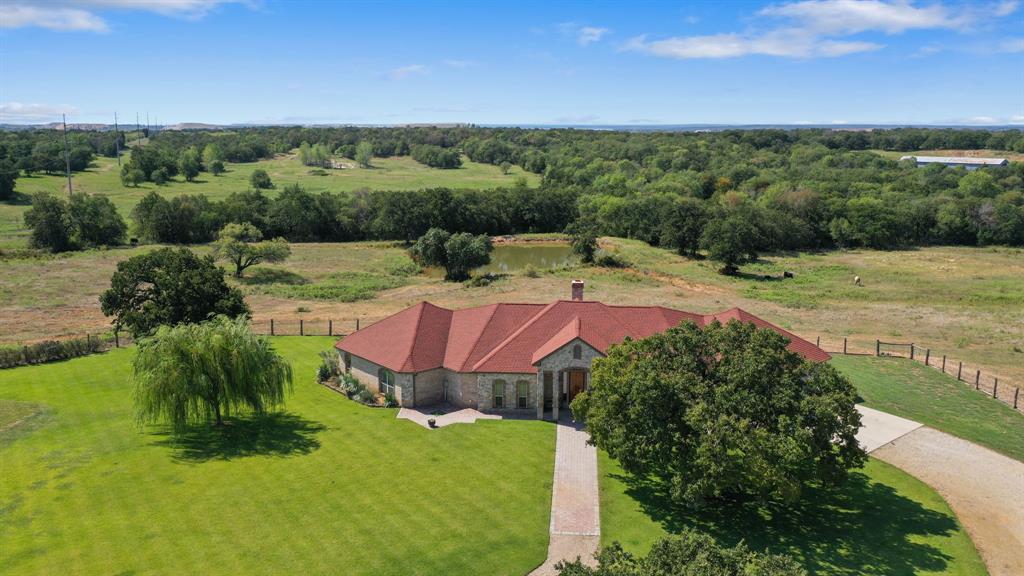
[345,354,414,406]
[475,372,537,413]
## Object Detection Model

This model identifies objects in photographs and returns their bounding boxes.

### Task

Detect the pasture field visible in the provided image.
[831,355,1024,461]
[0,152,537,248]
[0,337,555,576]
[2,240,1022,388]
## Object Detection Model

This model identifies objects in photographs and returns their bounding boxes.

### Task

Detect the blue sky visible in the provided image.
[1,0,1022,126]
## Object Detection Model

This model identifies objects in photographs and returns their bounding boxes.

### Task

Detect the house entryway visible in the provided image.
[566,370,586,404]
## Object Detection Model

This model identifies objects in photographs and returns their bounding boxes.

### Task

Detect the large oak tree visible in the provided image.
[572,320,864,507]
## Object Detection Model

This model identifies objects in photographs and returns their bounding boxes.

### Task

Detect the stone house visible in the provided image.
[334,281,829,420]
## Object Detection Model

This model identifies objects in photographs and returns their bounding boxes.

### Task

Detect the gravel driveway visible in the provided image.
[873,427,1024,576]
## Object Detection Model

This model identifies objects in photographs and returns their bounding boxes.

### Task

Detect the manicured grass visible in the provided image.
[832,355,1024,461]
[599,453,986,576]
[0,337,555,575]
[2,152,538,248]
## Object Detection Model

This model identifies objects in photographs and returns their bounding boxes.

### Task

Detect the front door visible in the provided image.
[567,370,586,403]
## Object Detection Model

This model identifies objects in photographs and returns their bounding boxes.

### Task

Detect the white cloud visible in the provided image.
[995,0,1020,17]
[625,0,1020,60]
[625,29,880,59]
[0,5,109,31]
[759,0,962,35]
[577,26,609,46]
[1010,115,1024,123]
[996,37,1024,52]
[442,59,476,68]
[0,1,249,32]
[388,64,428,80]
[558,22,610,46]
[0,102,80,122]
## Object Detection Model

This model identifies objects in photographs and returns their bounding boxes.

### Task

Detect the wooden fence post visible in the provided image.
[329,319,333,336]
[910,344,915,360]
[300,319,304,336]
[270,319,275,336]
[875,339,880,356]
[957,362,962,380]
[843,337,847,355]
[356,318,360,331]
[924,349,930,366]
[1014,388,1020,410]
[975,370,981,390]
[941,355,946,372]
[115,330,120,348]
[816,336,820,348]
[993,378,998,398]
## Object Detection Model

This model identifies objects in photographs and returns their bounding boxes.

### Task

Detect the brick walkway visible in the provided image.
[530,416,600,575]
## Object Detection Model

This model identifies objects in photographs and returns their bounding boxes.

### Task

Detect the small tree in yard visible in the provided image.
[556,530,805,576]
[210,160,225,176]
[409,227,492,281]
[572,320,864,508]
[213,222,291,277]
[250,168,274,189]
[100,247,249,337]
[565,219,598,264]
[132,316,293,431]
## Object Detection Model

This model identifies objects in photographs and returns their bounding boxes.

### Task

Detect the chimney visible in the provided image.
[571,280,584,301]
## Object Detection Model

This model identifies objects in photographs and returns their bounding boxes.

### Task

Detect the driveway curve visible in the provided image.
[872,426,1024,576]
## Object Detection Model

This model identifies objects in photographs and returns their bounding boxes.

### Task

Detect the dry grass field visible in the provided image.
[2,239,1022,388]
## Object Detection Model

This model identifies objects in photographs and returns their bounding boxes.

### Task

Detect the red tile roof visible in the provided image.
[336,300,830,373]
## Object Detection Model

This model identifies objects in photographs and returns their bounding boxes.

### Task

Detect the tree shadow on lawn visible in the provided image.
[152,412,325,463]
[237,268,309,285]
[613,470,959,576]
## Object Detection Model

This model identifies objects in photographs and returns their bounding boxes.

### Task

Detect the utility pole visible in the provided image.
[114,111,121,166]
[136,113,140,146]
[62,114,73,196]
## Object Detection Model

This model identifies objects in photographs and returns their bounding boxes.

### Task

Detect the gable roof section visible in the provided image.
[335,301,452,372]
[336,300,830,373]
[702,307,830,362]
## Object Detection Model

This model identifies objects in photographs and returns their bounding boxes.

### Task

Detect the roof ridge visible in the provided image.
[400,302,431,371]
[451,302,502,372]
[471,300,560,371]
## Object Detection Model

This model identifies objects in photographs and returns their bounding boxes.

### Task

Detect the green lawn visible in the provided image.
[832,355,1024,461]
[599,453,986,576]
[0,337,555,575]
[2,152,537,249]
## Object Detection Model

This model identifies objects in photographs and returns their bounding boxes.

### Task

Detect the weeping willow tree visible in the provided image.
[132,316,293,431]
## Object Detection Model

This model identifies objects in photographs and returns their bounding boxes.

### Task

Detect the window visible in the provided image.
[493,380,506,409]
[378,368,395,396]
[573,344,582,360]
[517,381,529,409]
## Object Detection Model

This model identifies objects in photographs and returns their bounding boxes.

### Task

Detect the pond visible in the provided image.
[476,243,577,274]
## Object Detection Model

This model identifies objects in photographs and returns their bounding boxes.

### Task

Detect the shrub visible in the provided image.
[523,265,539,278]
[555,530,805,576]
[0,335,105,369]
[316,364,331,383]
[356,388,376,404]
[594,250,628,268]
[318,350,340,380]
[383,393,398,407]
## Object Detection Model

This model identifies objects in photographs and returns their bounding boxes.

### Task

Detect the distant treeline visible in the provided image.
[7,125,1024,252]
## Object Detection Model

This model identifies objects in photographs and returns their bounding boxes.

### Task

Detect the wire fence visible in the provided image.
[249,317,381,337]
[812,335,1023,414]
